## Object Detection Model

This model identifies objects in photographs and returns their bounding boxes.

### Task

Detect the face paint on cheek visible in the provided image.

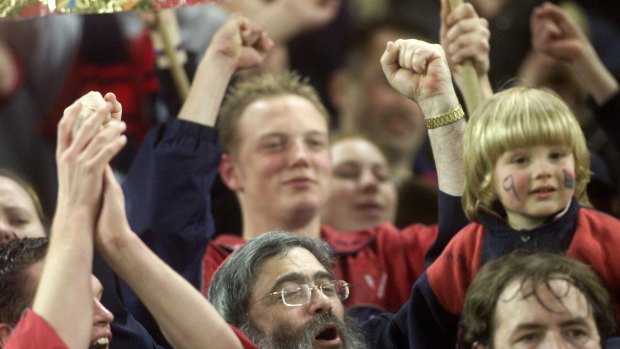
[563,168,575,189]
[502,175,521,201]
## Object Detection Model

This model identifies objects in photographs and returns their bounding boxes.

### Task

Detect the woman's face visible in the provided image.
[0,176,46,243]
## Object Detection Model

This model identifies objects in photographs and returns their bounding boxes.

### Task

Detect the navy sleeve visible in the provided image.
[93,253,163,349]
[606,337,620,349]
[424,191,469,268]
[119,118,221,348]
[362,273,460,349]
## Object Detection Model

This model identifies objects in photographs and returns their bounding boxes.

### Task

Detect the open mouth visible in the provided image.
[90,337,110,349]
[531,186,555,194]
[314,324,341,345]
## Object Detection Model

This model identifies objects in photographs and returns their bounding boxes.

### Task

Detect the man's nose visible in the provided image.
[289,140,310,166]
[541,331,569,349]
[307,287,334,315]
[359,169,379,192]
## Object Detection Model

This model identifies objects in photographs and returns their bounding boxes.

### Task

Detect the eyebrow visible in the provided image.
[511,318,591,336]
[269,271,334,293]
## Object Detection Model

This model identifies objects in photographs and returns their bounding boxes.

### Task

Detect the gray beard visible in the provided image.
[241,313,367,349]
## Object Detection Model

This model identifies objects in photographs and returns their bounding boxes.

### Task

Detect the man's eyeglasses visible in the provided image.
[259,280,350,307]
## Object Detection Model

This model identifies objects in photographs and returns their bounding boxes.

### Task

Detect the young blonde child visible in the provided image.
[404,86,620,349]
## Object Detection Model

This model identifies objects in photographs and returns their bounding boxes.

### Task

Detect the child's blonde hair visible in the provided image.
[462,86,591,222]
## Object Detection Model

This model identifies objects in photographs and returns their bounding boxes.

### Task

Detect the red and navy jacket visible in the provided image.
[361,200,620,349]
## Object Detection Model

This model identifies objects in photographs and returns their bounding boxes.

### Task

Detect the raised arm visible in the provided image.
[96,168,244,349]
[381,38,464,197]
[440,0,493,101]
[178,14,273,126]
[29,95,125,349]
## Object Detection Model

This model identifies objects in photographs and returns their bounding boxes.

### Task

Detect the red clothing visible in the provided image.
[203,222,437,314]
[428,206,620,319]
[230,326,258,349]
[5,311,67,349]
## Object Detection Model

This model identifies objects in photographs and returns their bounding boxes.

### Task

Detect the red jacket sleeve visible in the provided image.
[5,311,68,349]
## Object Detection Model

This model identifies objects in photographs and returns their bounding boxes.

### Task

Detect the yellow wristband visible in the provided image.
[425,105,465,129]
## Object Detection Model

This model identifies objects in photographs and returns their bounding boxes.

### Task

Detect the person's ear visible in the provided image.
[0,323,14,348]
[219,154,243,192]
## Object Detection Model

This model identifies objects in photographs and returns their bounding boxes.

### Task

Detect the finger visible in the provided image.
[79,120,127,163]
[448,3,477,26]
[104,92,122,122]
[380,41,400,78]
[87,132,128,172]
[411,48,430,75]
[57,100,82,155]
[446,17,488,42]
[69,103,112,157]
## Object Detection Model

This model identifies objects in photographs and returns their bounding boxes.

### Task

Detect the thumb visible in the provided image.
[380,41,400,79]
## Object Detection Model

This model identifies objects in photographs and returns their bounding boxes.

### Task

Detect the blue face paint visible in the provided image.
[563,169,575,189]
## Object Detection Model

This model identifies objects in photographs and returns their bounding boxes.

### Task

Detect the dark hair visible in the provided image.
[462,251,615,348]
[207,231,334,328]
[0,169,48,232]
[0,238,48,325]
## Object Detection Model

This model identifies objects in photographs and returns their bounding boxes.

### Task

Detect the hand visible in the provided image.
[55,94,127,213]
[530,2,590,64]
[206,14,274,71]
[380,39,459,117]
[95,167,133,253]
[440,0,490,78]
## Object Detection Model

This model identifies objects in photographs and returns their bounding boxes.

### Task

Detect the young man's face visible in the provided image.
[246,247,364,349]
[323,138,397,232]
[488,277,601,349]
[226,94,332,224]
[0,176,46,243]
[492,144,576,230]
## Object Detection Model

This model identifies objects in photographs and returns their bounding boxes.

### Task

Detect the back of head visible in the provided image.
[462,86,591,221]
[207,231,333,329]
[218,71,328,155]
[462,251,615,348]
[0,237,48,325]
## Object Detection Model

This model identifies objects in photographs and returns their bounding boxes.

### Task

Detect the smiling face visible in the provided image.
[492,144,576,230]
[25,261,114,349]
[0,176,45,244]
[246,247,364,349]
[490,277,601,349]
[222,94,332,232]
[322,137,397,232]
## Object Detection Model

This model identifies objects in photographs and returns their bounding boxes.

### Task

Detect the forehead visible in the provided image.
[237,94,327,137]
[0,176,36,211]
[495,278,593,330]
[331,139,387,166]
[250,247,329,300]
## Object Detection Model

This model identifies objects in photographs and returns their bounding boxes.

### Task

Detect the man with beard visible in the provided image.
[208,231,368,349]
